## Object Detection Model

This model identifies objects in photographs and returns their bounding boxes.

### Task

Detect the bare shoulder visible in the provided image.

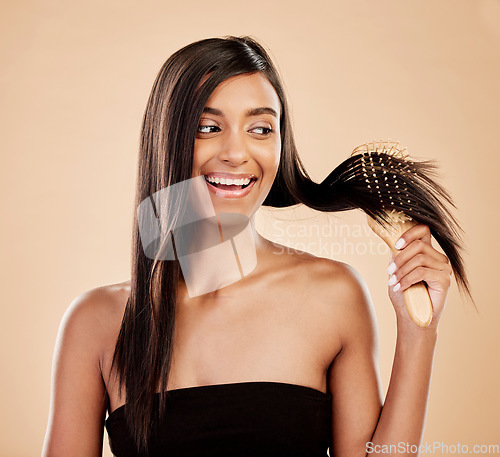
[67,280,130,315]
[42,280,130,456]
[59,281,130,360]
[307,256,372,310]
[267,241,377,343]
[268,240,369,303]
[63,280,129,327]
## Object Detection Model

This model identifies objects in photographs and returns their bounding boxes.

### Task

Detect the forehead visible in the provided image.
[204,73,281,113]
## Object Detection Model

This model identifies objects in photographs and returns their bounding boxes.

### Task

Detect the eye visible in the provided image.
[250,126,275,135]
[197,125,221,134]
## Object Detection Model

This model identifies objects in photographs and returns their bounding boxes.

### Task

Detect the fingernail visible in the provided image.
[395,238,405,250]
[387,262,397,275]
[388,274,397,286]
[393,283,401,292]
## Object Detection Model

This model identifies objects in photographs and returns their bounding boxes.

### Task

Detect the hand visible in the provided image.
[386,223,452,329]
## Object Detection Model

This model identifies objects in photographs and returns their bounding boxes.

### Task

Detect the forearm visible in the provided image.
[368,320,438,456]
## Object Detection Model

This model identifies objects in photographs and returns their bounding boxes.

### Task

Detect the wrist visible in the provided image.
[396,313,439,340]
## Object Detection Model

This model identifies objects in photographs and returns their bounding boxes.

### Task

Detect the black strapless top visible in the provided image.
[105,381,332,457]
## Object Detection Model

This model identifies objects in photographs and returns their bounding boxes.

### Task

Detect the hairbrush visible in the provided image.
[350,141,433,326]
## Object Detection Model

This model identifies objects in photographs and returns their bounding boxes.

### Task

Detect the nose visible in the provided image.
[217,130,250,166]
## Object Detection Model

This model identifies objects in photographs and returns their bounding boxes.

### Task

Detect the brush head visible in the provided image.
[339,140,472,303]
[350,141,418,242]
[349,141,420,221]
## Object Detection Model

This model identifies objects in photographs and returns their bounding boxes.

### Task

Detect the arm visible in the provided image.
[328,224,451,457]
[42,289,110,457]
[367,319,437,456]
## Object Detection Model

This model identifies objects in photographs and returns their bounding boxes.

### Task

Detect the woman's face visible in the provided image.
[192,72,281,218]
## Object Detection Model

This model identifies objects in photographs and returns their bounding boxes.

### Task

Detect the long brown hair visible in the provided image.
[110,35,472,453]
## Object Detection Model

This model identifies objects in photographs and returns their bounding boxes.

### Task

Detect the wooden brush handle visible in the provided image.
[367,215,433,327]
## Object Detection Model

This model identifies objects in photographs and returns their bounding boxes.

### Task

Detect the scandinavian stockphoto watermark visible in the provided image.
[366,441,500,454]
[269,217,391,257]
[136,176,257,298]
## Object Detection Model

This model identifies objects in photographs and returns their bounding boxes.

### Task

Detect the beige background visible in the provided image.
[1,0,499,455]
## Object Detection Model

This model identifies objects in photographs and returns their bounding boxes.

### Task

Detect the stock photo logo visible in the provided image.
[137,176,257,298]
[269,218,391,258]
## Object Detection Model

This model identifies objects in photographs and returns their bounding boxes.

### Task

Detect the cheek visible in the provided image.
[257,143,281,184]
[192,142,208,174]
[268,140,281,174]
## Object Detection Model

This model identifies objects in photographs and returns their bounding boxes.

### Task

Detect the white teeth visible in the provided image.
[205,176,252,186]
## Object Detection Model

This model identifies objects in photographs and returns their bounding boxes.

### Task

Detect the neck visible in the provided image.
[177,213,266,298]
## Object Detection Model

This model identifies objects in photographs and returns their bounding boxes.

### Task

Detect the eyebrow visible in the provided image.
[202,106,279,118]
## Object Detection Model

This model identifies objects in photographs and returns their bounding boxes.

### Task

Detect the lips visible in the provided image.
[203,173,258,199]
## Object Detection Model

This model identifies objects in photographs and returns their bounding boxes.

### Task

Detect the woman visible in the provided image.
[42,36,463,457]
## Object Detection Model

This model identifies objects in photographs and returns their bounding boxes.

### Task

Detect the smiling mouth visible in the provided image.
[203,174,258,198]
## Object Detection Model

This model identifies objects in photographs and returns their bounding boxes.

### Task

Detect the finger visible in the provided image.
[389,239,449,273]
[388,252,452,288]
[394,266,452,294]
[394,223,432,250]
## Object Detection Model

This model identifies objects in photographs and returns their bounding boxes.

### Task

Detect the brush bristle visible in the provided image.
[350,140,409,160]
